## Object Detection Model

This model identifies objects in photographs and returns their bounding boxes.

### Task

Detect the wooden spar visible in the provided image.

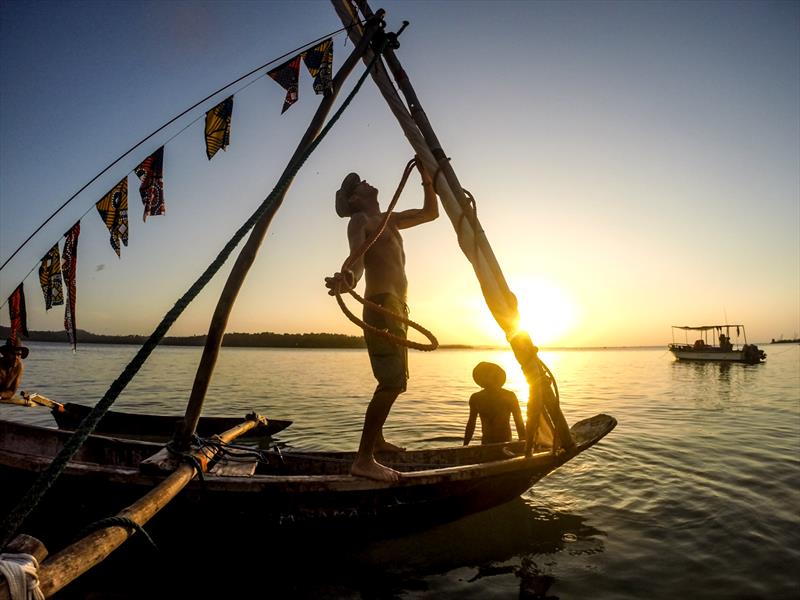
[0,416,263,599]
[178,20,383,449]
[0,393,63,411]
[329,0,572,450]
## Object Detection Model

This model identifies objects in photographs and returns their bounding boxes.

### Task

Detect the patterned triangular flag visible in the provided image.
[62,222,80,350]
[302,38,333,95]
[39,243,64,310]
[135,146,165,221]
[268,55,302,113]
[205,96,233,160]
[96,178,129,257]
[7,283,29,345]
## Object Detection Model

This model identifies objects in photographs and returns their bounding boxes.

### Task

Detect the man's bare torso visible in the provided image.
[360,213,407,300]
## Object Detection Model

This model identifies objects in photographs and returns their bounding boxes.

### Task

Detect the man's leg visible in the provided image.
[351,387,402,482]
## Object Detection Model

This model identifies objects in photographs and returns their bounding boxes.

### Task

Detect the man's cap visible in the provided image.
[335,172,361,218]
[472,361,506,388]
[1,338,29,359]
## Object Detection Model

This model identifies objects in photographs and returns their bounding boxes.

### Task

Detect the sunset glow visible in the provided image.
[479,278,580,347]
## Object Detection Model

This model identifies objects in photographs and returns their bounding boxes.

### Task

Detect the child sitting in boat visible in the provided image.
[463,362,526,446]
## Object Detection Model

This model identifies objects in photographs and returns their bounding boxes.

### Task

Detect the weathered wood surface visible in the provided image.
[0,393,62,411]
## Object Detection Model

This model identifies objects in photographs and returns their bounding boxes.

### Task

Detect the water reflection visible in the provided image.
[57,498,605,599]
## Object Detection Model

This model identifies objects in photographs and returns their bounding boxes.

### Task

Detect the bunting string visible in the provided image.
[1,23,355,337]
[0,21,364,274]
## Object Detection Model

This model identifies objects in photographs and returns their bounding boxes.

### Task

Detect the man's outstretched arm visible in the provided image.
[395,162,438,229]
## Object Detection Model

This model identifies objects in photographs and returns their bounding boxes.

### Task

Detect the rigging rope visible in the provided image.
[330,157,438,351]
[0,48,382,551]
[0,21,365,276]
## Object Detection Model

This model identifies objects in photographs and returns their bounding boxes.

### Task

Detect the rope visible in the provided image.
[0,49,382,551]
[0,553,45,600]
[76,517,159,552]
[330,157,439,351]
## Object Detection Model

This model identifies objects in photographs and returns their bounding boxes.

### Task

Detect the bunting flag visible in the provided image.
[7,283,29,345]
[135,146,165,221]
[205,96,233,160]
[62,222,80,350]
[302,38,333,95]
[96,178,129,257]
[39,243,64,310]
[268,55,301,113]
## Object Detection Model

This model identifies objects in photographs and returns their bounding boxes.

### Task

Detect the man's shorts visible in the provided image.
[363,293,409,392]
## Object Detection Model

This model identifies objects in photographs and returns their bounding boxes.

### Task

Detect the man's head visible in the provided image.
[335,172,378,218]
[1,339,28,360]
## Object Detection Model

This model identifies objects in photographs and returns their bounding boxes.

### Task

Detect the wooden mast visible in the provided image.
[178,19,382,449]
[329,0,573,451]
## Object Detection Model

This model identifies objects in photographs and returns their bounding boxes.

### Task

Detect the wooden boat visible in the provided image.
[0,413,616,538]
[668,324,766,364]
[0,2,619,594]
[50,401,291,442]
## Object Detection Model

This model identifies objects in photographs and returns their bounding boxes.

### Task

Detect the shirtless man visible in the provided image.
[463,361,525,446]
[326,162,438,482]
[0,339,28,401]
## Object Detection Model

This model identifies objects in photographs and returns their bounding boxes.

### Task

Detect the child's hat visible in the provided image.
[472,361,506,388]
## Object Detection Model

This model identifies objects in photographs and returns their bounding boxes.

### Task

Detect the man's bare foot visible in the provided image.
[375,439,405,452]
[351,458,401,482]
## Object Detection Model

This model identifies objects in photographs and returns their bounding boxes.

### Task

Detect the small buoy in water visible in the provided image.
[562,533,578,542]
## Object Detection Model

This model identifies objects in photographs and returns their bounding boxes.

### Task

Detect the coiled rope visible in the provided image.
[331,157,439,351]
[0,47,383,550]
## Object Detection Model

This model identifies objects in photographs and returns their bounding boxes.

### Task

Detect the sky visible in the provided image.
[0,0,798,348]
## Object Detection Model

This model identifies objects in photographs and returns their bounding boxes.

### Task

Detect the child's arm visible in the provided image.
[510,392,526,441]
[463,396,478,446]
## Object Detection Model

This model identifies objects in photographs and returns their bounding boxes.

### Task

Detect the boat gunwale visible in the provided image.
[0,414,615,490]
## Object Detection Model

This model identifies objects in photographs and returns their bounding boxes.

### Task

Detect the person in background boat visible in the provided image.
[326,160,438,482]
[719,333,732,351]
[463,362,525,447]
[0,338,28,400]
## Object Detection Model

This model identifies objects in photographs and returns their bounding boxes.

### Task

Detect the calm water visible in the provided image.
[3,342,799,599]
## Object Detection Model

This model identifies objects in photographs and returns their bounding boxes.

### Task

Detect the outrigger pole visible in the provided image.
[330,0,573,453]
[177,16,383,450]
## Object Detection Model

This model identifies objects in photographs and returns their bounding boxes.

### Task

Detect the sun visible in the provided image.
[480,277,579,347]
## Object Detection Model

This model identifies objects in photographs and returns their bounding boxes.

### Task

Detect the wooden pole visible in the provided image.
[178,20,382,449]
[329,0,573,451]
[0,416,262,599]
[0,393,62,411]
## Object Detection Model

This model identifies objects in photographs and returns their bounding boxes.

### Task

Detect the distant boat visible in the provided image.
[771,337,800,344]
[668,324,766,364]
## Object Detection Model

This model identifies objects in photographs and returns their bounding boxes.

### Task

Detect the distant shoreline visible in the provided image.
[2,327,778,351]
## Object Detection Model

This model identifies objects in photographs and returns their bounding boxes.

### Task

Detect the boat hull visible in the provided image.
[0,414,616,543]
[669,347,765,364]
[50,402,292,441]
